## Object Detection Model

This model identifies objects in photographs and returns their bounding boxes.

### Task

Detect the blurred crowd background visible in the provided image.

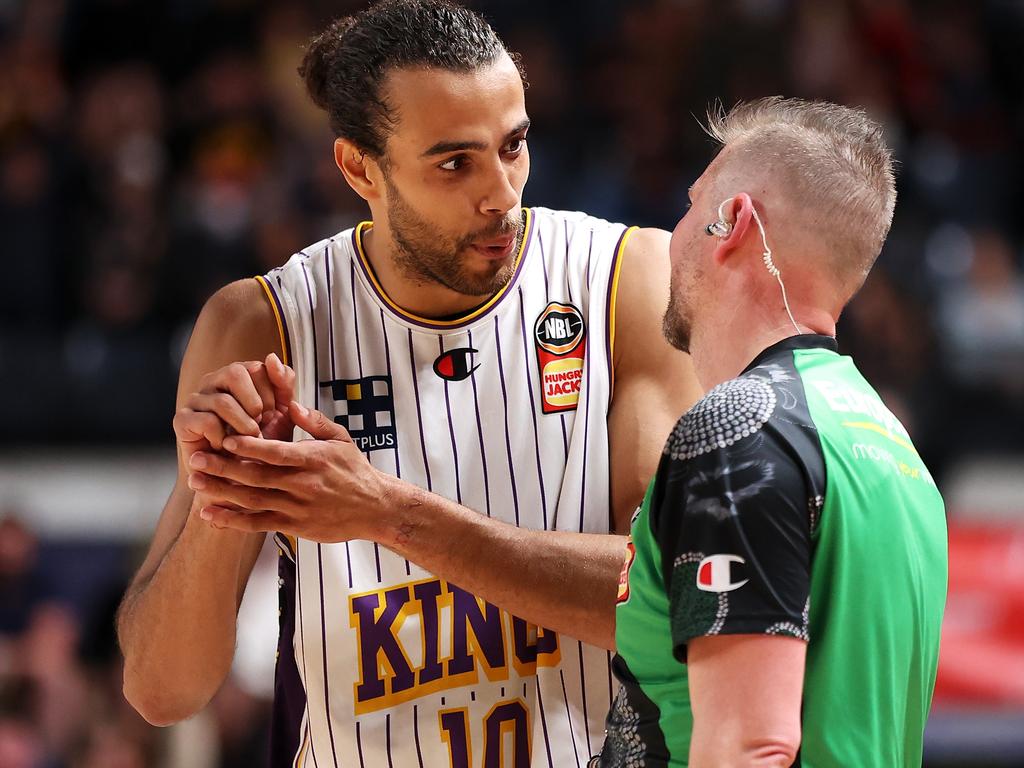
[1,0,1022,766]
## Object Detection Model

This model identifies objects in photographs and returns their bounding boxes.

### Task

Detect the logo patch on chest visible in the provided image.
[320,375,397,453]
[433,347,480,381]
[534,302,586,413]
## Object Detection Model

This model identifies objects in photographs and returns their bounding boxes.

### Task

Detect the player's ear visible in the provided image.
[334,139,383,203]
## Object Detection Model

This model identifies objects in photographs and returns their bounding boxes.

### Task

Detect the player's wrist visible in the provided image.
[365,473,421,548]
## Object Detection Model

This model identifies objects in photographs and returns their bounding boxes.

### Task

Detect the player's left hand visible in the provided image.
[186,401,394,542]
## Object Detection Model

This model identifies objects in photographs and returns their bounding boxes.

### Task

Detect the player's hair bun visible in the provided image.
[298,17,357,113]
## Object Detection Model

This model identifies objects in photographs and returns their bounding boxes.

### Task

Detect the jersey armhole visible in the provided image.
[254,274,292,366]
[607,225,638,396]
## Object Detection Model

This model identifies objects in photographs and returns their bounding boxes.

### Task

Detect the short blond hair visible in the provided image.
[706,97,896,287]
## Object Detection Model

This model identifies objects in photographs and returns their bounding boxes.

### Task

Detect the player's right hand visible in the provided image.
[173,353,297,465]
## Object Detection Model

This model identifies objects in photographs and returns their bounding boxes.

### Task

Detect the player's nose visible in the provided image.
[479,162,520,218]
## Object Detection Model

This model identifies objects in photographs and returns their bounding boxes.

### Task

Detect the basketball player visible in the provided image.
[117,2,699,766]
[593,98,947,766]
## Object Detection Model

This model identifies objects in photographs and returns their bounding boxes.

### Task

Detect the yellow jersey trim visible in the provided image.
[608,226,638,392]
[352,208,533,327]
[254,275,289,366]
[294,720,311,768]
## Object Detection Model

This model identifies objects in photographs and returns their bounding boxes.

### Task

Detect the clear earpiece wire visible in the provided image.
[717,198,803,336]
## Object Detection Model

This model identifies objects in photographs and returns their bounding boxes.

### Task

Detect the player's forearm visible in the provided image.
[374,477,624,650]
[118,508,250,725]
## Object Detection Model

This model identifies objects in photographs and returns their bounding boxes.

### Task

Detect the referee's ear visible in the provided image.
[335,138,383,203]
[712,192,756,266]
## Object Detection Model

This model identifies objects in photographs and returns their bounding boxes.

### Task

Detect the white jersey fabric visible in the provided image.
[257,206,635,767]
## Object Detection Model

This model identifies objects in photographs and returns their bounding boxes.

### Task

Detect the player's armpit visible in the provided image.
[607,227,702,532]
[118,278,282,726]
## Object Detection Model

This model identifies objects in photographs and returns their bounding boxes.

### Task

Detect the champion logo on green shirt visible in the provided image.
[695,554,748,593]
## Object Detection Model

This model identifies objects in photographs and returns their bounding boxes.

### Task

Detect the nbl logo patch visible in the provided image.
[534,301,586,414]
[320,375,397,453]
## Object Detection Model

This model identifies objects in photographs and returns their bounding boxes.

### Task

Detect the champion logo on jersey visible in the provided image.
[534,301,586,414]
[320,375,397,453]
[696,554,749,593]
[433,347,479,381]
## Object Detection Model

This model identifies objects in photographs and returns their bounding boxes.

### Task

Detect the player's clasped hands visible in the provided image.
[178,354,392,543]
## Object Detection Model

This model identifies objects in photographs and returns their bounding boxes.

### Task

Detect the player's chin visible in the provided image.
[459,254,514,286]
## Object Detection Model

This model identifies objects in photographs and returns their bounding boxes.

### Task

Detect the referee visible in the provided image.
[597,98,947,767]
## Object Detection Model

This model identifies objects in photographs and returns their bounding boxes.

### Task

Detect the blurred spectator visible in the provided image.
[0,515,54,635]
[935,229,1024,456]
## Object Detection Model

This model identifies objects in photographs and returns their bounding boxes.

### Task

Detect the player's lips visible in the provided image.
[471,235,517,260]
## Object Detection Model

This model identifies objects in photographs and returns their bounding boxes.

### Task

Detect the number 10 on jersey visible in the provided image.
[439,699,531,767]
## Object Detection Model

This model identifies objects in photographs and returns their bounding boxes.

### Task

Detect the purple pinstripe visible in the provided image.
[493,316,521,526]
[438,336,464,504]
[379,309,411,576]
[564,219,574,304]
[297,261,322,768]
[538,226,550,298]
[412,705,425,768]
[318,248,341,768]
[536,221,569,460]
[406,330,433,491]
[578,320,592,534]
[535,677,554,768]
[349,261,383,583]
[323,245,354,591]
[577,640,592,757]
[466,328,492,517]
[517,288,548,528]
[559,669,581,765]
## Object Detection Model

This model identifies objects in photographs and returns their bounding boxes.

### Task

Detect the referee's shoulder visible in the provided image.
[664,370,782,463]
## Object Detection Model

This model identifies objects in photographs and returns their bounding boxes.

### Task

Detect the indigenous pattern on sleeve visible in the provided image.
[655,361,820,657]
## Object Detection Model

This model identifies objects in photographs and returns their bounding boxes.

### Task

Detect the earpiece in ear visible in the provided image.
[705,196,736,238]
[704,220,732,238]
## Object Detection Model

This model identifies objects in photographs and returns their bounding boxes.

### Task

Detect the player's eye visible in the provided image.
[439,155,467,172]
[505,137,526,155]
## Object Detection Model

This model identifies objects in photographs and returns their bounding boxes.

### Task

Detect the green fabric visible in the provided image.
[794,347,947,767]
[612,346,947,766]
[615,481,694,762]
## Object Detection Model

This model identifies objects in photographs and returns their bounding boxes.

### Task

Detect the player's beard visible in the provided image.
[384,173,524,297]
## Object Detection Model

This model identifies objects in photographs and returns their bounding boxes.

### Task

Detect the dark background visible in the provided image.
[1,1,1022,766]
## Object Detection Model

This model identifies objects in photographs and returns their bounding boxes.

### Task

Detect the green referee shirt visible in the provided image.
[596,335,948,767]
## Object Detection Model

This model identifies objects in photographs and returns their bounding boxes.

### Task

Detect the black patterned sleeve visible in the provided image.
[650,373,817,662]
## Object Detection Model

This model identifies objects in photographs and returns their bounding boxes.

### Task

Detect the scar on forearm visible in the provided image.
[395,521,417,546]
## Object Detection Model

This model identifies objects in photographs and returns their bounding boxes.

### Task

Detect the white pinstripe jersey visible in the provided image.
[258,207,635,768]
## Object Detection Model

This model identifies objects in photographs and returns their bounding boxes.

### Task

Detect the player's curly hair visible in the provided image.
[299,0,526,159]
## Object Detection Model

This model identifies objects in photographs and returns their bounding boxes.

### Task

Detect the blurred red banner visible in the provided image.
[933,521,1024,705]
